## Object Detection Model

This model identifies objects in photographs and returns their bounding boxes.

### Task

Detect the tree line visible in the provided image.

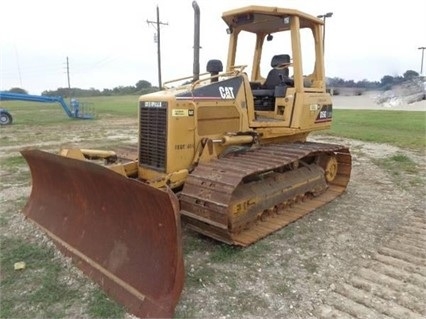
[5,70,423,97]
[327,70,420,91]
[6,80,159,97]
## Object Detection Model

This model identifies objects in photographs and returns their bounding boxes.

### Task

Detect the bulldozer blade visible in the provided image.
[20,149,184,318]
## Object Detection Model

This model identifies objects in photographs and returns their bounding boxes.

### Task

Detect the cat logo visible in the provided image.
[219,86,235,99]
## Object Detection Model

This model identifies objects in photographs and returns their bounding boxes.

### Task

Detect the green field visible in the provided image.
[328,109,426,150]
[0,95,138,125]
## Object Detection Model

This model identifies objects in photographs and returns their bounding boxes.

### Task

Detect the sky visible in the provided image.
[1,0,425,95]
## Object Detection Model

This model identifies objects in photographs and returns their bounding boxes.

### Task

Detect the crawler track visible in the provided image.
[180,142,352,246]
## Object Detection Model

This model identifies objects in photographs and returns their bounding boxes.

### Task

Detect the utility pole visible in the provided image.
[147,6,168,89]
[66,56,71,103]
[317,12,333,53]
[418,46,426,75]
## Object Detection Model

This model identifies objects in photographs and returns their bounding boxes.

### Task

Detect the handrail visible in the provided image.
[162,65,247,91]
[190,65,247,91]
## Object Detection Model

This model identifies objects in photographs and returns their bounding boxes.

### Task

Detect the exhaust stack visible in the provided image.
[192,1,200,82]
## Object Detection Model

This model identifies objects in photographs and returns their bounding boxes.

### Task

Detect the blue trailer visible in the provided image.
[0,92,95,124]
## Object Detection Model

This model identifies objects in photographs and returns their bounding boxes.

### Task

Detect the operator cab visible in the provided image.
[222,6,327,125]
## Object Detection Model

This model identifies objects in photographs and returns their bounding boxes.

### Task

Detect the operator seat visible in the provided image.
[252,54,293,111]
[263,54,292,89]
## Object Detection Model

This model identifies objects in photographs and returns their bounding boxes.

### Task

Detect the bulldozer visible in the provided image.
[20,4,351,318]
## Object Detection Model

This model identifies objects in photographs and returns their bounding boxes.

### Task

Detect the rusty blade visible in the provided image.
[20,149,184,318]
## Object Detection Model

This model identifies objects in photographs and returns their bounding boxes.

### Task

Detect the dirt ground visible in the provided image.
[0,98,425,319]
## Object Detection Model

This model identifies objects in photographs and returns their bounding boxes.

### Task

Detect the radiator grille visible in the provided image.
[139,103,167,171]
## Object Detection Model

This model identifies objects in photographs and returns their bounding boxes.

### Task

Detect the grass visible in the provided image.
[381,154,418,173]
[0,100,75,125]
[81,95,138,116]
[0,236,125,319]
[0,237,79,318]
[327,110,426,150]
[86,290,125,318]
[373,153,423,187]
[1,155,26,169]
[209,244,241,262]
[1,95,138,125]
[0,156,30,186]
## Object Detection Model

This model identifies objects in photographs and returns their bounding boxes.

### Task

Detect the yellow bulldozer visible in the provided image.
[21,4,351,318]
